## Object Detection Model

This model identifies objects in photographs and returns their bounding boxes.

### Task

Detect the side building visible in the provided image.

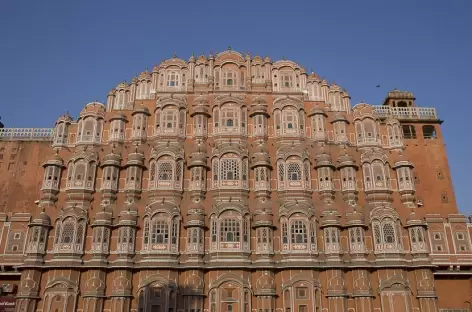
[0,50,470,312]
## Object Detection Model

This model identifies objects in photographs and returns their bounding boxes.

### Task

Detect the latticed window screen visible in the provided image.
[151,220,169,244]
[61,220,75,244]
[221,159,240,180]
[291,220,307,243]
[287,163,301,181]
[325,228,331,243]
[304,162,310,182]
[383,223,395,243]
[331,229,339,243]
[242,160,248,181]
[175,161,182,182]
[158,162,173,181]
[278,163,284,181]
[76,223,84,244]
[356,227,363,243]
[374,223,381,244]
[220,218,240,242]
[150,163,156,181]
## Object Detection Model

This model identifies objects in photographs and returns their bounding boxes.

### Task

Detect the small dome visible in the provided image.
[251,152,270,168]
[346,204,365,226]
[331,113,348,123]
[94,209,113,224]
[32,209,51,225]
[187,212,205,224]
[126,150,145,167]
[117,81,128,89]
[189,144,208,168]
[197,54,207,63]
[43,152,64,167]
[337,152,357,169]
[321,208,341,227]
[55,113,73,124]
[191,104,210,117]
[80,102,106,117]
[253,199,274,225]
[132,107,151,116]
[188,201,205,211]
[102,151,121,166]
[139,70,151,80]
[330,83,341,91]
[249,104,269,117]
[314,146,333,168]
[308,107,327,117]
[307,72,320,82]
[108,113,128,122]
[387,89,415,99]
[392,153,413,168]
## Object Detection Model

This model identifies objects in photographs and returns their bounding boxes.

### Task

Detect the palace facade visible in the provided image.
[0,49,470,312]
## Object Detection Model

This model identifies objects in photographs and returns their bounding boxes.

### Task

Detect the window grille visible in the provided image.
[291,220,307,243]
[220,218,240,242]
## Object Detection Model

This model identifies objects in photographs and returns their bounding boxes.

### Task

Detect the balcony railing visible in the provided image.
[0,128,54,141]
[372,106,438,121]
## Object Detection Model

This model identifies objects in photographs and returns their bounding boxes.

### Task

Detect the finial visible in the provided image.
[162,197,165,204]
[229,197,232,202]
[167,140,170,147]
[54,148,59,155]
[192,52,195,57]
[282,56,286,60]
[228,45,232,51]
[173,52,177,58]
[145,66,148,72]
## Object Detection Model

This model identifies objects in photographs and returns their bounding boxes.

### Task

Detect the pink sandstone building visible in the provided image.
[0,49,470,312]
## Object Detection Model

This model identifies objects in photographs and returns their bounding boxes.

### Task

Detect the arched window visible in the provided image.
[277,158,310,190]
[387,122,403,147]
[167,71,180,87]
[214,154,248,189]
[355,118,380,146]
[372,218,401,253]
[281,217,316,253]
[54,217,86,254]
[149,157,183,190]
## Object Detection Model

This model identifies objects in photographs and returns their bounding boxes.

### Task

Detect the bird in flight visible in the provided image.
[376,85,380,88]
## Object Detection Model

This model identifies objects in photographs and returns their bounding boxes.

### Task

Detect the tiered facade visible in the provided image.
[0,49,471,312]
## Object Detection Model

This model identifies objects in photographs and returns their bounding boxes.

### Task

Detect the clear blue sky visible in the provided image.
[1,0,471,212]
